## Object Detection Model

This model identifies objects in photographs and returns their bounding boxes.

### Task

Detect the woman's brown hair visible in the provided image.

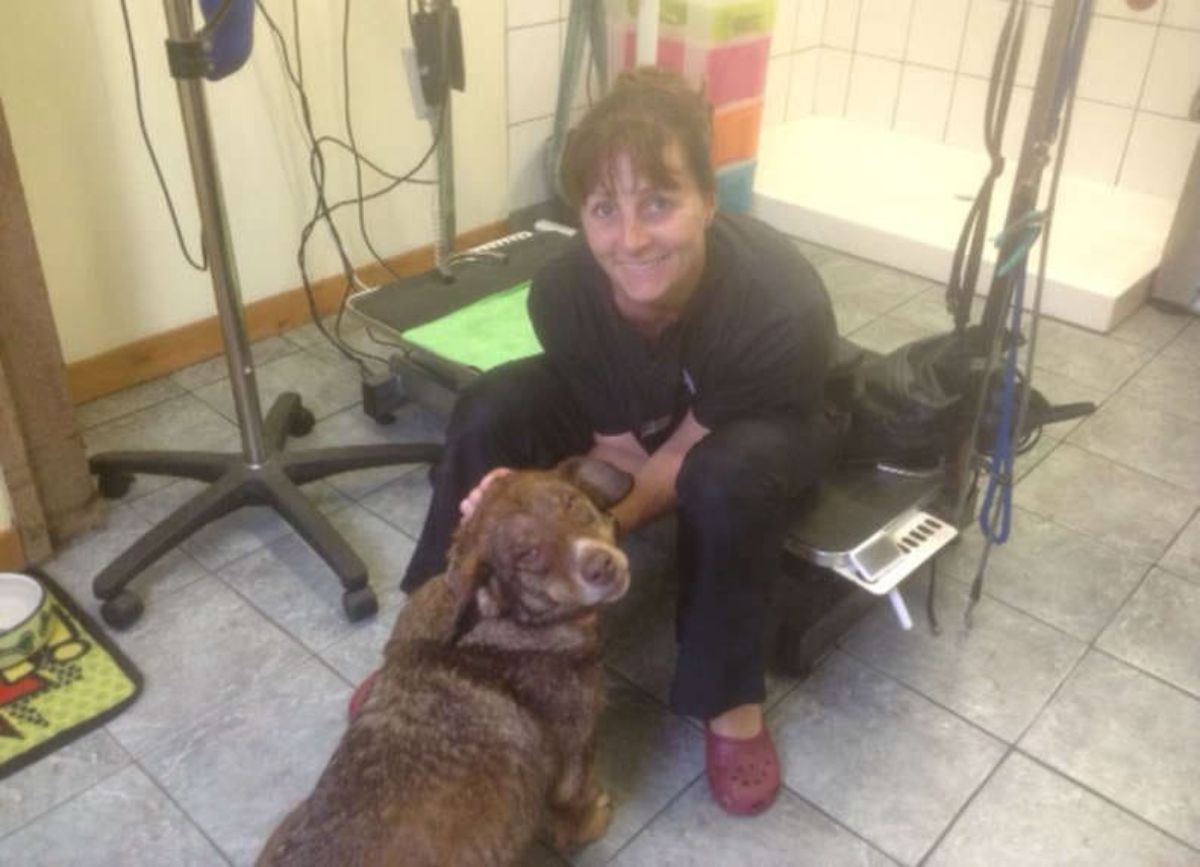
[559,66,714,208]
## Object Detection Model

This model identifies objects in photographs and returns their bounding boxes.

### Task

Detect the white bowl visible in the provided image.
[0,572,52,668]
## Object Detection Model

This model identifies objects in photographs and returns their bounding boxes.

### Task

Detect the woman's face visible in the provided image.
[579,142,715,320]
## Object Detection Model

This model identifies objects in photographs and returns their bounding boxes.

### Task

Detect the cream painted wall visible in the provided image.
[0,0,508,363]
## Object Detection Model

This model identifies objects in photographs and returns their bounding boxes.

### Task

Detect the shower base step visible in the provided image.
[752,116,1177,333]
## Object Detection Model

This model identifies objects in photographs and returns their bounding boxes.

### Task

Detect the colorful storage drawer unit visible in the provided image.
[715,158,757,213]
[711,97,764,166]
[609,0,775,106]
[618,30,771,106]
[605,0,774,212]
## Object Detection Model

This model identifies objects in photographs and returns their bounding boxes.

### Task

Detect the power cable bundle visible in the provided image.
[118,0,441,376]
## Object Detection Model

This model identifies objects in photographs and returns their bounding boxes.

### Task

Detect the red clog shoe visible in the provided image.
[347,669,379,722]
[704,722,781,816]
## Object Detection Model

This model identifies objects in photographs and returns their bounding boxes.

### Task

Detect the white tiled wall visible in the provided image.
[765,0,1200,200]
[504,2,571,212]
[506,0,1200,208]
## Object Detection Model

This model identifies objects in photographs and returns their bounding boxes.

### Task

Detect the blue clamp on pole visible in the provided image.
[198,0,254,80]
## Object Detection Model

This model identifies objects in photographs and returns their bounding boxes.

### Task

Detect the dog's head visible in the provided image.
[446,458,634,631]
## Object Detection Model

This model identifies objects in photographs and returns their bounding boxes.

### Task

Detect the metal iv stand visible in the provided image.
[87,0,442,630]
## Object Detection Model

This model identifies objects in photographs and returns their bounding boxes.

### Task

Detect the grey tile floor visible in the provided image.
[4,248,1200,866]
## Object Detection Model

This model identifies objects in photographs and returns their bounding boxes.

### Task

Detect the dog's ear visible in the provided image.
[445,518,490,639]
[556,457,634,510]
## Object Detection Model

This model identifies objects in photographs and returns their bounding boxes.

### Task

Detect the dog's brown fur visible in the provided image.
[257,458,633,867]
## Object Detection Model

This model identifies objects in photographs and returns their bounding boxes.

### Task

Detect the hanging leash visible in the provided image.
[962,2,1091,627]
[967,238,1034,626]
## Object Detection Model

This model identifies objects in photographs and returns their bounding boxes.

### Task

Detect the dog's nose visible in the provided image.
[578,542,628,590]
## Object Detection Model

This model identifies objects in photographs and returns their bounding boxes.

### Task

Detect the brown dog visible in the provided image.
[257,457,633,867]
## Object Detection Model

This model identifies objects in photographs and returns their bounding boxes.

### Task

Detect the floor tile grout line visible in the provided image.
[1089,644,1200,707]
[836,631,1069,746]
[79,386,189,433]
[82,390,227,437]
[914,558,1123,647]
[1044,437,1200,504]
[914,741,1018,867]
[1107,311,1194,351]
[771,646,1013,865]
[1015,749,1200,857]
[136,757,237,866]
[1007,581,1200,792]
[1012,438,1200,545]
[824,645,1013,747]
[171,338,305,395]
[0,756,234,866]
[1155,503,1200,573]
[586,665,710,865]
[0,770,112,849]
[352,489,429,545]
[1009,620,1102,747]
[598,771,705,866]
[775,778,908,866]
[218,559,406,670]
[80,335,316,432]
[599,665,680,725]
[909,611,1147,861]
[208,566,334,674]
[1086,561,1160,654]
[0,730,138,846]
[880,540,1200,743]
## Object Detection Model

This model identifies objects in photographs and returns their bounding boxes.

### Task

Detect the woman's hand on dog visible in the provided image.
[460,467,514,520]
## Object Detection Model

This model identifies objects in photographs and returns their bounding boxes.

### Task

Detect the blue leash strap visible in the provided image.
[966,264,1025,627]
[977,265,1026,545]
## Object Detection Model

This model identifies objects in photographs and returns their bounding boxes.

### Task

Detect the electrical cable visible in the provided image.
[291,0,303,86]
[299,2,442,356]
[257,0,441,373]
[118,0,208,272]
[259,2,434,187]
[342,0,409,286]
[256,0,380,373]
[314,135,436,185]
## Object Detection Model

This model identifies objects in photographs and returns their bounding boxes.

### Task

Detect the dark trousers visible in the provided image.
[402,356,836,720]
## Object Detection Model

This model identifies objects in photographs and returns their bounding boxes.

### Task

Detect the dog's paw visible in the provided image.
[575,789,613,845]
[549,789,613,851]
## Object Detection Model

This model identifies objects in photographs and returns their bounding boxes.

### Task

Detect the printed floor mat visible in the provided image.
[0,569,142,781]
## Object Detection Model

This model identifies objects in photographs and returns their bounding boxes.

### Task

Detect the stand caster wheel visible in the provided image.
[100,593,144,630]
[97,472,135,500]
[343,587,378,622]
[289,406,316,438]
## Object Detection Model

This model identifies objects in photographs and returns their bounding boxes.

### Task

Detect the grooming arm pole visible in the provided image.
[163,0,267,465]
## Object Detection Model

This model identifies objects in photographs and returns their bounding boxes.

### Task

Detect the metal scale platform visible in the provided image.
[349,227,956,673]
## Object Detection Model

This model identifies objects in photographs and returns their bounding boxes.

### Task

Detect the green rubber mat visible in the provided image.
[400,281,541,371]
[0,570,142,781]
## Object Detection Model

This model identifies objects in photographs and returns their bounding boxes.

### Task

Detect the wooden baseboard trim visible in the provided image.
[0,526,24,572]
[66,221,508,405]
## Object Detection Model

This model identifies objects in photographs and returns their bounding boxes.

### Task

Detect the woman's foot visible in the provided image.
[704,703,780,816]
